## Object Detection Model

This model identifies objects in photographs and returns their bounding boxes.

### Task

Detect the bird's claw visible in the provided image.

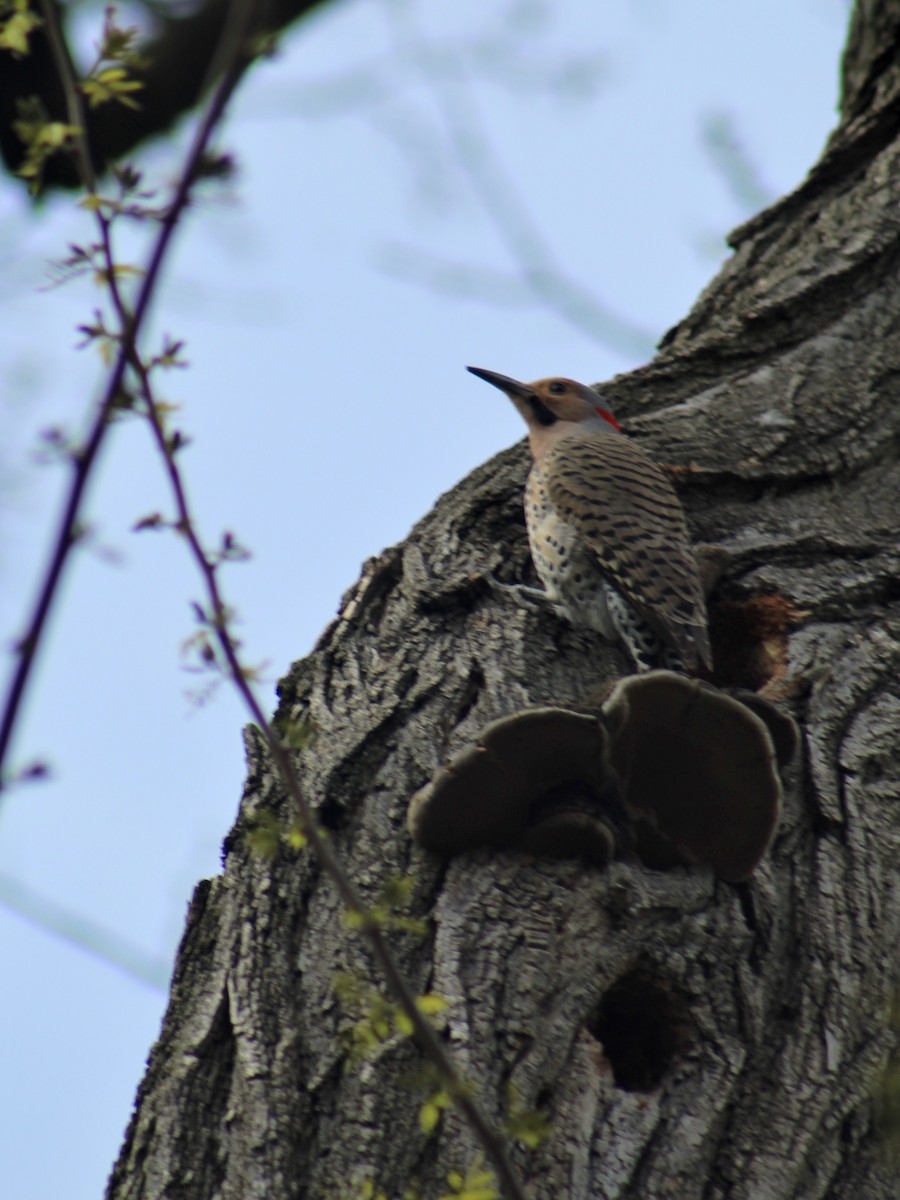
[484,572,553,613]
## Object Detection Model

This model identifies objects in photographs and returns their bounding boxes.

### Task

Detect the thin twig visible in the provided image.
[8,8,529,1194]
[37,0,97,192]
[125,345,529,1200]
[0,1,257,791]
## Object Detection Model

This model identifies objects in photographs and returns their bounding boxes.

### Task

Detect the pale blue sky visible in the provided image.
[0,3,846,1197]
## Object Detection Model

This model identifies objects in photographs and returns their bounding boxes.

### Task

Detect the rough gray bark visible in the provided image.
[108,5,900,1198]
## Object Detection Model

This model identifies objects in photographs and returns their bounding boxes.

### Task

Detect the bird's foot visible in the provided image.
[485,572,555,613]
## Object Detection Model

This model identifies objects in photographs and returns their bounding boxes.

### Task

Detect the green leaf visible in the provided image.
[504,1080,552,1149]
[0,1,42,58]
[437,1156,498,1200]
[12,97,80,191]
[284,822,308,850]
[416,993,447,1016]
[82,66,144,111]
[394,1010,413,1037]
[419,1100,441,1134]
[272,712,317,750]
[244,811,281,858]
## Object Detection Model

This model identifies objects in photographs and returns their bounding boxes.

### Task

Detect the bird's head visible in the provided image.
[467,366,621,434]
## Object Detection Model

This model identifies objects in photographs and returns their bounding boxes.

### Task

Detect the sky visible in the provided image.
[0,2,848,1197]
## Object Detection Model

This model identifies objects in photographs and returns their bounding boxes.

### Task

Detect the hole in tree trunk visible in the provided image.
[707,592,802,691]
[586,967,692,1093]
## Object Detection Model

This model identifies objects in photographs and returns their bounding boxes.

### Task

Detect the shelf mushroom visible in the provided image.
[409,673,795,882]
[602,672,788,882]
[407,707,625,866]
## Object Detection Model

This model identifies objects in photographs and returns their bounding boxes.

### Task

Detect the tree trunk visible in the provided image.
[107,5,900,1197]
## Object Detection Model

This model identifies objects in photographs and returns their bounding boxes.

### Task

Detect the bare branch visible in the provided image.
[118,264,530,1200]
[0,0,260,792]
[4,7,533,1193]
[0,872,170,990]
[381,2,655,358]
[701,110,775,215]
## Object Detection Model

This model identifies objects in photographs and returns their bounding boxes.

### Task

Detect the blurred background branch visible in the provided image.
[0,0,334,187]
[0,871,170,988]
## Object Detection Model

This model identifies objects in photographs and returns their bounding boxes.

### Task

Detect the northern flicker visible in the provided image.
[467,366,712,673]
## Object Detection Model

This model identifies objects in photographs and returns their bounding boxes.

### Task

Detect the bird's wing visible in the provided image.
[542,430,712,668]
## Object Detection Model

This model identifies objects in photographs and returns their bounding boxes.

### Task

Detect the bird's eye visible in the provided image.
[548,381,566,395]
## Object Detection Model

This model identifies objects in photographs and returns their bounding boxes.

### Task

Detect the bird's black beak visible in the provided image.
[466,366,534,399]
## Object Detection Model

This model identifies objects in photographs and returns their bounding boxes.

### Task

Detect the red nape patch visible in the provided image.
[595,407,622,432]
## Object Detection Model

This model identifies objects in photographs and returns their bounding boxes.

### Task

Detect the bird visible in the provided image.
[467,366,712,673]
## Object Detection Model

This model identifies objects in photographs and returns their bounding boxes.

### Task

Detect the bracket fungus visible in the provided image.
[408,673,794,883]
[727,687,799,773]
[603,672,790,883]
[407,707,625,866]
